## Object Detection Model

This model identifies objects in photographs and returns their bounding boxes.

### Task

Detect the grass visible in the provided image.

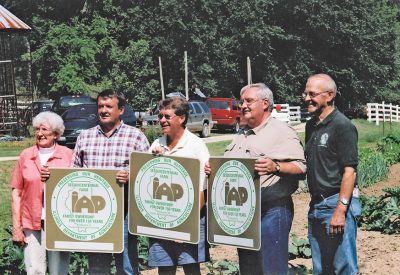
[206,140,231,156]
[354,119,400,148]
[0,138,35,157]
[0,161,16,249]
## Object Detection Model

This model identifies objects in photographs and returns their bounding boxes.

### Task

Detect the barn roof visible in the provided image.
[0,4,31,30]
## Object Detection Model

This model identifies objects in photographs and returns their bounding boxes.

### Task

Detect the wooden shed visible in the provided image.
[0,4,32,136]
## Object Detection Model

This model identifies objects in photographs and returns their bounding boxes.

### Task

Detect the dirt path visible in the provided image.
[142,163,400,274]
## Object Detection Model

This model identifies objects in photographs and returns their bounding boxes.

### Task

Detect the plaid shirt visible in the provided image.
[73,123,149,169]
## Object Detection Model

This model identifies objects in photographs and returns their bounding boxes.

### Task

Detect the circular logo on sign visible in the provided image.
[211,160,256,236]
[51,171,117,241]
[134,157,194,228]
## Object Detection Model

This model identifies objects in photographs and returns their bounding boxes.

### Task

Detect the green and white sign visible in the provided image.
[208,157,260,250]
[129,152,200,244]
[46,168,124,253]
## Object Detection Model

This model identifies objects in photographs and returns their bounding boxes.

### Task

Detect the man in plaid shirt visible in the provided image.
[73,89,149,274]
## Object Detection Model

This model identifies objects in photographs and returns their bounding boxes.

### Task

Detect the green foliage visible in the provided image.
[0,226,24,274]
[143,125,162,145]
[8,0,400,107]
[31,17,103,96]
[376,134,400,165]
[358,134,400,189]
[68,253,88,275]
[110,40,159,109]
[137,236,149,271]
[359,187,400,234]
[288,233,311,260]
[206,257,240,275]
[357,149,389,189]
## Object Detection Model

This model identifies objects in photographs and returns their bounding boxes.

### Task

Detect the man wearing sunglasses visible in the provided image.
[304,74,360,274]
[206,83,306,274]
[148,97,210,275]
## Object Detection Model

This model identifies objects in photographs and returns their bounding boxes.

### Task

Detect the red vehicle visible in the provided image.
[206,97,242,132]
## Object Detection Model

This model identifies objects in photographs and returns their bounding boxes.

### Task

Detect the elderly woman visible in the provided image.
[148,97,210,275]
[11,111,72,275]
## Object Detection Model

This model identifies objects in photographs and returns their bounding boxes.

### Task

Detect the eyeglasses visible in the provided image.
[238,98,263,108]
[158,113,177,120]
[302,91,330,99]
[34,127,53,134]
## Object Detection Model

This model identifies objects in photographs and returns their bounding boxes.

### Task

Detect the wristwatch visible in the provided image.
[338,197,349,206]
[274,161,281,173]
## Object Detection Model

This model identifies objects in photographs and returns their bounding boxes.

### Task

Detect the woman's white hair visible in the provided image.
[32,111,65,136]
[240,83,274,112]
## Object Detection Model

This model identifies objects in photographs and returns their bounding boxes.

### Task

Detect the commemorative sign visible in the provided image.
[129,152,200,244]
[207,157,260,250]
[45,168,124,253]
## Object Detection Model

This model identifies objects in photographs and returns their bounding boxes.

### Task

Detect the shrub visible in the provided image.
[376,134,400,165]
[142,125,162,145]
[0,226,24,274]
[359,187,400,234]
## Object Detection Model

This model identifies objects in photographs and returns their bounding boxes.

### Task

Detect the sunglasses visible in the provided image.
[157,113,177,120]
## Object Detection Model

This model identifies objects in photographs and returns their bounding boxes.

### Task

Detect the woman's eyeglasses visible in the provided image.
[34,127,53,134]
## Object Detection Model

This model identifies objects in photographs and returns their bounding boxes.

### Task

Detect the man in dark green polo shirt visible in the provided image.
[304,74,361,275]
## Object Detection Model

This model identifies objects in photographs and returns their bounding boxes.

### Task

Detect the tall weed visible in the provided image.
[358,149,388,189]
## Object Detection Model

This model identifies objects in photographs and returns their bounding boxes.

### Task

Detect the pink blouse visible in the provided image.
[11,144,73,230]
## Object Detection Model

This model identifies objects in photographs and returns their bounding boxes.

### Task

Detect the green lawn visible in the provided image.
[0,161,16,247]
[354,119,400,147]
[0,138,35,157]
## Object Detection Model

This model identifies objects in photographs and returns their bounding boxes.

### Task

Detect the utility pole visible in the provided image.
[185,51,189,100]
[159,56,165,100]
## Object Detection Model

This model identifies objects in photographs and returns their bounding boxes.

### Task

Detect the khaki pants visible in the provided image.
[23,229,70,275]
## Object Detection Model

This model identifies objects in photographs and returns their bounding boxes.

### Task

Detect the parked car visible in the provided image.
[188,101,213,137]
[58,103,136,148]
[206,98,242,132]
[143,100,213,137]
[51,95,95,115]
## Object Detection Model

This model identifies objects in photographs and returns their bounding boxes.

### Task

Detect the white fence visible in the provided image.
[272,104,301,124]
[367,102,400,125]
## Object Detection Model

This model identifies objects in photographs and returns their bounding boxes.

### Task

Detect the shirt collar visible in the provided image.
[242,115,272,136]
[97,121,124,137]
[315,108,338,127]
[161,128,190,152]
[30,143,65,160]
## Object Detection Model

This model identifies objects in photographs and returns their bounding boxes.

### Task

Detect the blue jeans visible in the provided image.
[308,193,361,275]
[238,197,294,275]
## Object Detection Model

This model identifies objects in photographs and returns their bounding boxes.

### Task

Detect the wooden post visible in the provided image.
[382,101,385,136]
[159,57,165,100]
[185,51,189,100]
[389,103,392,131]
[247,57,252,85]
